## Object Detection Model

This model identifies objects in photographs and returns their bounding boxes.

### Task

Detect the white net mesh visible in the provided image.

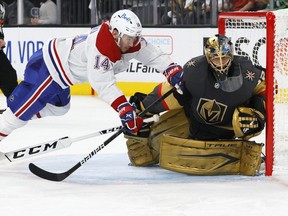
[224,17,267,67]
[220,9,288,175]
[272,10,288,174]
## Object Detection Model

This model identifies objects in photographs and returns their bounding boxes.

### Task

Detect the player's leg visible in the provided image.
[32,88,71,119]
[0,49,65,141]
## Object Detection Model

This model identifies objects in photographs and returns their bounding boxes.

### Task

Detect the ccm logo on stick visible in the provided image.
[11,141,58,159]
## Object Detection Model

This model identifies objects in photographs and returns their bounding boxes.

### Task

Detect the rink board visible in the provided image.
[2,26,217,96]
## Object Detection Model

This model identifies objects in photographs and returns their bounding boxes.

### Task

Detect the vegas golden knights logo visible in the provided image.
[197,98,227,124]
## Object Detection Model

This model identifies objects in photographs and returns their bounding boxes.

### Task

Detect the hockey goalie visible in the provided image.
[124,34,266,176]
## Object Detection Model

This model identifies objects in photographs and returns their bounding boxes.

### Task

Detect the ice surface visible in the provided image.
[0,96,288,216]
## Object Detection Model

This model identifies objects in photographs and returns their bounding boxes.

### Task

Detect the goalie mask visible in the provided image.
[205,34,242,92]
[205,34,234,77]
[109,9,142,47]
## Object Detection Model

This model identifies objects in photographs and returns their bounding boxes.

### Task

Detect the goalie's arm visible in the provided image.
[250,70,266,121]
[232,74,266,139]
[244,68,266,126]
[252,68,266,106]
[130,82,182,116]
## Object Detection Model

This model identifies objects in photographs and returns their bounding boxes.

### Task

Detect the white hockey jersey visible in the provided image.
[42,23,173,106]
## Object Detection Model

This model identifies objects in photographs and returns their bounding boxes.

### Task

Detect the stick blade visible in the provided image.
[29,163,69,182]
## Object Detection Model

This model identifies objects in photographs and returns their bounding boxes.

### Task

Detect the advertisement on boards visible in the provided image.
[4,27,217,80]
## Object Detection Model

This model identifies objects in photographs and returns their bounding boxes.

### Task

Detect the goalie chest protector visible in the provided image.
[179,56,262,136]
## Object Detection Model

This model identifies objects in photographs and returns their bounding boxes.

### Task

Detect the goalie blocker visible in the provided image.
[125,109,263,176]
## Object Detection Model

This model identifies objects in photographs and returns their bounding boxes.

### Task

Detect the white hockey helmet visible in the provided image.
[109,9,142,46]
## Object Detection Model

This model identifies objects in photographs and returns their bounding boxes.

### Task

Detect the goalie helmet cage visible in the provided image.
[218,9,288,176]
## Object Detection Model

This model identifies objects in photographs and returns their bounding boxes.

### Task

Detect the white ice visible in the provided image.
[0,96,288,216]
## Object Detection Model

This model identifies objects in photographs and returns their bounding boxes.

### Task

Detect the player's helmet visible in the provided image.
[204,34,234,76]
[109,9,142,46]
[0,1,5,23]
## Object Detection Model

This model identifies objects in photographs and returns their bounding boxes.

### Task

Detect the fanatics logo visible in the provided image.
[245,70,255,81]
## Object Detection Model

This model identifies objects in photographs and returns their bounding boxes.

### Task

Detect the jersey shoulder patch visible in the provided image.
[96,23,121,63]
[183,55,208,76]
[183,56,209,86]
[184,56,206,70]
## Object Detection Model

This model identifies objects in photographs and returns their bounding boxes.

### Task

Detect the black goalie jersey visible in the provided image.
[178,55,266,139]
[142,55,266,140]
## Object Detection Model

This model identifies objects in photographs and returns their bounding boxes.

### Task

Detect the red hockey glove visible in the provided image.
[118,102,143,133]
[163,63,184,91]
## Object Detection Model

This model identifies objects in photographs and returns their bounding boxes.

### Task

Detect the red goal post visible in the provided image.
[218,9,288,176]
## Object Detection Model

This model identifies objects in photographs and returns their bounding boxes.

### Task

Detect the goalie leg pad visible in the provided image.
[240,141,264,176]
[124,108,189,166]
[149,108,190,162]
[125,134,158,166]
[159,135,263,176]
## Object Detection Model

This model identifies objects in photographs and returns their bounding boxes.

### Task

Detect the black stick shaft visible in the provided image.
[29,87,176,181]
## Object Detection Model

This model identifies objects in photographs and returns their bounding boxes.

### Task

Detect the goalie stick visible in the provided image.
[29,86,176,181]
[0,126,123,162]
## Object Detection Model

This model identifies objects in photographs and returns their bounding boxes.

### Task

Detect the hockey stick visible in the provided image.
[0,126,123,163]
[29,86,176,181]
[0,115,158,163]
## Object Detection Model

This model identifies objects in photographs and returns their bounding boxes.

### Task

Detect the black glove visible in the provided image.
[129,92,155,118]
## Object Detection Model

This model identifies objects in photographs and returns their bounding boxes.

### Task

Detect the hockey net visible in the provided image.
[218,9,288,176]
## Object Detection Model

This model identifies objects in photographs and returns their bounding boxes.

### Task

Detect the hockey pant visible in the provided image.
[0,49,70,141]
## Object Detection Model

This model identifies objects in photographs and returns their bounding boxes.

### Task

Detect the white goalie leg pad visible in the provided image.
[0,108,27,141]
[32,103,71,119]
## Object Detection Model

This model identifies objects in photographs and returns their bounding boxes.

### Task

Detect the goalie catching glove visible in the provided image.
[232,107,265,139]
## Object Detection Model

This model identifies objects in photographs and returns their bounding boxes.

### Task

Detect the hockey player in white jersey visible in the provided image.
[0,9,184,141]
